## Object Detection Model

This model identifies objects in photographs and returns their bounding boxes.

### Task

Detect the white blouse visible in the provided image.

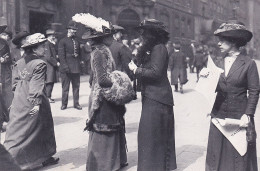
[224,52,240,76]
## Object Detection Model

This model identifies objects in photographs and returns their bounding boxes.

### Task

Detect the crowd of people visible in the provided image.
[0,13,259,171]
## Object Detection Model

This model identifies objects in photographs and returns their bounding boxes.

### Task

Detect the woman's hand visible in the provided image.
[128,60,138,74]
[240,114,250,127]
[29,105,40,117]
[199,68,210,78]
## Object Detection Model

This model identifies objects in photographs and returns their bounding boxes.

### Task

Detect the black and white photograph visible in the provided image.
[0,0,259,171]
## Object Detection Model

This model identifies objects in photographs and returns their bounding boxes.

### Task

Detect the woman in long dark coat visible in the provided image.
[4,33,59,170]
[169,42,188,93]
[76,15,128,171]
[129,19,177,171]
[205,21,259,171]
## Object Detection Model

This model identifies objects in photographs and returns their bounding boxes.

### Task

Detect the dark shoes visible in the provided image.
[74,104,82,110]
[61,105,67,110]
[42,157,59,167]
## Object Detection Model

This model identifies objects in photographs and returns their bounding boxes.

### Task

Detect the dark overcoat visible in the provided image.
[206,54,260,171]
[43,41,58,83]
[0,38,13,122]
[135,44,177,171]
[169,50,188,85]
[58,36,81,73]
[109,40,133,79]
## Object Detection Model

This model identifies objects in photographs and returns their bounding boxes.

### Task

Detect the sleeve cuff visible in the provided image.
[27,97,42,106]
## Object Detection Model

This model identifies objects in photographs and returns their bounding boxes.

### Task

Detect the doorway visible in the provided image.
[29,11,54,34]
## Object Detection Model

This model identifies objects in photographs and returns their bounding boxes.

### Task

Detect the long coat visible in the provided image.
[206,54,259,171]
[135,44,177,171]
[87,44,127,171]
[43,41,58,83]
[169,50,188,85]
[58,36,81,73]
[4,54,56,170]
[0,38,13,122]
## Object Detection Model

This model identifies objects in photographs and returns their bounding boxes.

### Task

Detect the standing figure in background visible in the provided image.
[109,25,133,79]
[128,19,177,171]
[4,33,59,170]
[43,29,60,103]
[194,45,207,82]
[11,31,30,62]
[0,25,13,130]
[205,21,259,171]
[169,41,188,93]
[58,20,83,110]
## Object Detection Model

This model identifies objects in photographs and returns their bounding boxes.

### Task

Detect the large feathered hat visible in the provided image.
[72,13,115,39]
[214,21,253,43]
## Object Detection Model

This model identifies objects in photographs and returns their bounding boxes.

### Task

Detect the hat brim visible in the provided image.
[21,39,47,48]
[214,29,253,42]
[12,32,30,46]
[0,25,7,34]
[135,25,169,34]
[82,32,114,40]
[67,26,78,30]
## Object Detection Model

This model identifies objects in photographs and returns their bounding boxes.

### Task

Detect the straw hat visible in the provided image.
[21,33,47,48]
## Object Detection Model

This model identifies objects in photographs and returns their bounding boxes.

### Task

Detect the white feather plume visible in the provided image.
[72,13,110,33]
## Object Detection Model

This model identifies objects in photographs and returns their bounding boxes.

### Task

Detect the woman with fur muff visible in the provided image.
[204,20,259,171]
[128,19,177,171]
[72,13,132,171]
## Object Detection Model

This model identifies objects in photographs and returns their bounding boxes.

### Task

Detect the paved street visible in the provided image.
[1,62,260,171]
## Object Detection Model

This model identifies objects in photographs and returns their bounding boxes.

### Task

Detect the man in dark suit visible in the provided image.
[109,25,133,79]
[43,29,59,103]
[58,20,83,110]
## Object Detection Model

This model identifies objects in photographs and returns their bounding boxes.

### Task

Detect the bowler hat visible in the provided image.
[0,25,7,34]
[12,31,30,46]
[67,20,78,30]
[21,33,47,48]
[46,29,56,35]
[136,19,169,34]
[214,21,253,43]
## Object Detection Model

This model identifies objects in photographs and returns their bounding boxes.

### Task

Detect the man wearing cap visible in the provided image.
[11,31,30,62]
[58,20,83,110]
[109,25,133,79]
[43,29,59,103]
[0,25,13,130]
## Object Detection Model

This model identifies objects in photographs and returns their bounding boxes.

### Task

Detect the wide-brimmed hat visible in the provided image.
[113,25,124,33]
[0,25,7,34]
[67,20,78,30]
[136,19,169,34]
[21,33,47,48]
[214,21,253,43]
[82,26,115,40]
[12,31,30,46]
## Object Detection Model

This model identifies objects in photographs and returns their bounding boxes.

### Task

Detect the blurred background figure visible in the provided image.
[169,41,188,93]
[0,25,13,131]
[11,31,30,62]
[43,29,60,103]
[193,44,207,82]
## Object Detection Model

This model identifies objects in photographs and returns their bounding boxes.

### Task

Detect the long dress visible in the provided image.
[86,44,127,171]
[135,44,177,171]
[4,54,57,170]
[206,54,259,171]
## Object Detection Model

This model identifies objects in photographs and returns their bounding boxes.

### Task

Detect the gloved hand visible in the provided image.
[240,114,250,127]
[128,60,138,74]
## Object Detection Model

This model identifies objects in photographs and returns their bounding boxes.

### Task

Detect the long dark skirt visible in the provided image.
[138,97,177,171]
[171,68,188,85]
[206,122,258,171]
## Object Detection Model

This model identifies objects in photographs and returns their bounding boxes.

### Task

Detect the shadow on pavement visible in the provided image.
[175,145,206,171]
[53,116,82,126]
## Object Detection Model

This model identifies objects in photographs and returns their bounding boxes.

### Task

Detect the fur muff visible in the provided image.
[103,70,135,105]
